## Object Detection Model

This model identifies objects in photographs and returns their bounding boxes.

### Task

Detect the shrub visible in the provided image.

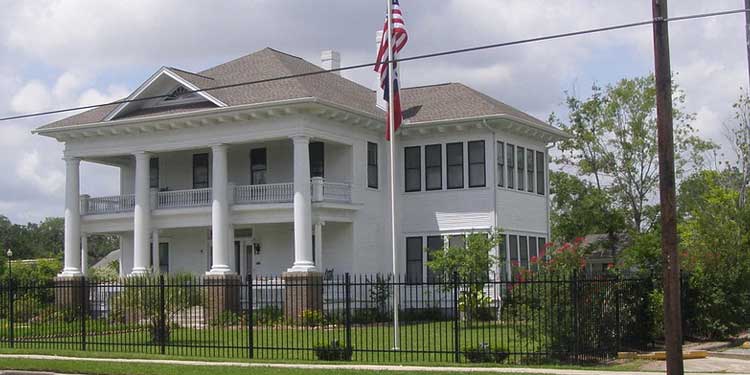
[400,307,445,322]
[314,340,353,361]
[210,310,244,327]
[253,306,284,325]
[299,309,326,327]
[351,308,389,324]
[463,343,509,363]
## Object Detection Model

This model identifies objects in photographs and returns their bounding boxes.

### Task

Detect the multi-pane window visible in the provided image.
[309,142,325,178]
[496,142,505,187]
[425,144,442,190]
[250,148,267,185]
[149,157,159,189]
[426,236,443,282]
[468,140,486,188]
[448,234,465,249]
[406,237,423,284]
[517,146,525,191]
[509,235,519,275]
[447,142,464,189]
[367,142,378,189]
[192,153,209,189]
[519,236,529,268]
[536,151,545,195]
[527,149,535,193]
[404,146,421,192]
[506,144,515,189]
[498,234,508,280]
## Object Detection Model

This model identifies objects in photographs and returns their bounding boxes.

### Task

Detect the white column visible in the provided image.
[152,229,160,273]
[80,234,88,277]
[60,157,82,277]
[132,152,151,275]
[208,144,232,274]
[314,221,324,269]
[289,135,315,272]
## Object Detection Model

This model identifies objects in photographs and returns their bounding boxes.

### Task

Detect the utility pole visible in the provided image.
[651,1,684,374]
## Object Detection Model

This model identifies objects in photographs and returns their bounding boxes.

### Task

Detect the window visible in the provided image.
[406,237,423,284]
[529,237,538,267]
[509,235,519,276]
[404,146,421,192]
[250,148,267,185]
[536,151,545,195]
[538,237,547,257]
[367,142,378,189]
[498,234,508,280]
[446,142,464,189]
[426,236,443,282]
[310,142,325,178]
[527,149,535,193]
[159,243,169,273]
[424,144,442,190]
[496,142,505,187]
[192,153,209,189]
[517,147,525,191]
[519,236,529,268]
[468,140,486,188]
[149,157,159,189]
[449,234,465,249]
[507,144,515,189]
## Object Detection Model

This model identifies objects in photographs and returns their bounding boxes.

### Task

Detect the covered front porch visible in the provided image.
[113,222,353,278]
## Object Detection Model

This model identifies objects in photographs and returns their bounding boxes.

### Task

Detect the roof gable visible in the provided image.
[104,67,226,121]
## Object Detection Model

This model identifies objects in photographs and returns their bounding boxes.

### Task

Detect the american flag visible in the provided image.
[374,0,408,141]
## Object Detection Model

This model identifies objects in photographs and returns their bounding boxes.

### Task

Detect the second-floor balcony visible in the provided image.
[81,179,352,215]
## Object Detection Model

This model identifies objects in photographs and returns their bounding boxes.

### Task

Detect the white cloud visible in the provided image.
[16,150,65,197]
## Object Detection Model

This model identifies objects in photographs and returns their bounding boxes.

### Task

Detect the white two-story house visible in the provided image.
[34,47,566,283]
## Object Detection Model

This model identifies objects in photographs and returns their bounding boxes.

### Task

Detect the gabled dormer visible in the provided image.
[104,67,227,121]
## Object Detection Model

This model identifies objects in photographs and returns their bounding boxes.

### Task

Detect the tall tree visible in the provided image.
[727,90,750,209]
[552,75,715,233]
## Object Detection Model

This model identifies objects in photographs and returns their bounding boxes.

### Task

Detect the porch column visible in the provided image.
[208,144,232,274]
[289,135,315,272]
[81,234,88,276]
[314,221,324,268]
[152,229,160,273]
[60,157,82,276]
[132,151,151,275]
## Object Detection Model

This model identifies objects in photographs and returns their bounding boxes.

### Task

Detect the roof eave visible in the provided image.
[405,114,570,142]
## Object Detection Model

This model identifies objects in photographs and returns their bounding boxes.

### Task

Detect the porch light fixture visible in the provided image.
[253,243,261,255]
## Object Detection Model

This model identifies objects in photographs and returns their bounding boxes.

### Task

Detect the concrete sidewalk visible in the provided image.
[1,354,748,375]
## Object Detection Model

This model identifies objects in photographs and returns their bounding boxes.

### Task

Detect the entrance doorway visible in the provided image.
[234,238,256,279]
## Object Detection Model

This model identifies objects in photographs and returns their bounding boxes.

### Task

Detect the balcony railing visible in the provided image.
[82,180,352,215]
[234,183,294,204]
[322,181,352,203]
[82,195,135,215]
[157,188,212,209]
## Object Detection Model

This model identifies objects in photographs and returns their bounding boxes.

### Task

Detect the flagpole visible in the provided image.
[386,0,401,351]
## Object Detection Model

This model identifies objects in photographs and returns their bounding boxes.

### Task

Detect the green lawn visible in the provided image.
[1,320,549,363]
[0,358,553,375]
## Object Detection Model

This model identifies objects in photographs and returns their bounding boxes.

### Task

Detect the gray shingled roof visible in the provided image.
[37,48,549,131]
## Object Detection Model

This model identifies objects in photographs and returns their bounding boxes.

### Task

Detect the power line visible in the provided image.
[1,7,748,123]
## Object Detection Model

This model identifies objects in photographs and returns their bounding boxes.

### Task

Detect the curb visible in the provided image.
[0,354,741,375]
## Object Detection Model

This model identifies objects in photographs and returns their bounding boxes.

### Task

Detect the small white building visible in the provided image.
[34,48,567,282]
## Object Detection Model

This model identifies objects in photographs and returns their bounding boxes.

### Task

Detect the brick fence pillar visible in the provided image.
[282,271,323,322]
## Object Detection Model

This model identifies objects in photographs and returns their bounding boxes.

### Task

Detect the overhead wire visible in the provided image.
[0,7,747,123]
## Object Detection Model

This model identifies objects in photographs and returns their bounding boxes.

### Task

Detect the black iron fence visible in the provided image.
[0,273,653,364]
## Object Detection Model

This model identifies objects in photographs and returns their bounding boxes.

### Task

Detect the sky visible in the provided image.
[0,0,747,224]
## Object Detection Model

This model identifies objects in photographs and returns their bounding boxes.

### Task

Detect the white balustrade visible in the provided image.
[83,194,136,215]
[156,188,213,209]
[322,181,352,203]
[234,183,294,204]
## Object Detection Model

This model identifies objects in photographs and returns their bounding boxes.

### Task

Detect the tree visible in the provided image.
[552,75,716,233]
[726,90,750,209]
[550,171,625,241]
[427,230,503,320]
